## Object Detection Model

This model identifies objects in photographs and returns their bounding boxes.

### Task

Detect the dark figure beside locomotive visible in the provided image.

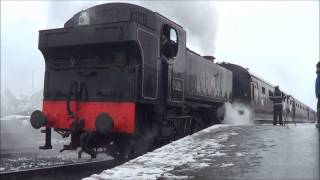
[315,61,320,128]
[30,3,316,159]
[269,86,286,126]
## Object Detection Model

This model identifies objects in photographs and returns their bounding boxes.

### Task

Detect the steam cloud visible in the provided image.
[47,1,97,28]
[47,1,218,55]
[223,102,254,125]
[137,1,218,55]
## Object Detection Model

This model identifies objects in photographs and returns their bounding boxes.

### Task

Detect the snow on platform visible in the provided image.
[84,123,319,180]
[83,124,237,180]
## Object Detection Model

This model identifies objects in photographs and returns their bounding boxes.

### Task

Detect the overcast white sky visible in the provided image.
[1,1,319,109]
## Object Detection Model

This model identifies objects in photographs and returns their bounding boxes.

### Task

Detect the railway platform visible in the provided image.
[84,123,319,180]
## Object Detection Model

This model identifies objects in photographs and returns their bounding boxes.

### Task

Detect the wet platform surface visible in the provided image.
[85,123,319,180]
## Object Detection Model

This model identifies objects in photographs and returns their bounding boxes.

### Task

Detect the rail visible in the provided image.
[0,159,126,180]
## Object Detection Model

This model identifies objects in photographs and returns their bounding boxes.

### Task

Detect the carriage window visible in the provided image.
[262,87,265,94]
[269,90,273,97]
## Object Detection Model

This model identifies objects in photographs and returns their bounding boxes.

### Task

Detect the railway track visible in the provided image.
[0,148,40,159]
[0,159,126,180]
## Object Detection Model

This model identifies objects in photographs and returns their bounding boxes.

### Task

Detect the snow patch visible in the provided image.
[84,125,231,180]
[160,173,191,179]
[220,163,234,168]
[236,152,244,157]
[208,151,226,157]
[8,157,32,162]
[230,132,239,136]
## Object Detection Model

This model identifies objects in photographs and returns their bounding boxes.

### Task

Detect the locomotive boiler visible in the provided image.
[30,3,233,159]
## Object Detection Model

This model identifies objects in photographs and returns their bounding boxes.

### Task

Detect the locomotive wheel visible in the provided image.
[105,144,122,159]
[167,120,178,141]
[105,136,134,160]
[79,132,97,159]
[189,116,204,135]
[105,143,123,159]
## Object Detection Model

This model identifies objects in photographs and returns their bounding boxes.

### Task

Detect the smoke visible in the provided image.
[0,89,62,151]
[0,115,65,151]
[223,102,254,125]
[0,115,42,150]
[47,1,218,55]
[46,1,97,29]
[1,89,42,117]
[137,1,218,55]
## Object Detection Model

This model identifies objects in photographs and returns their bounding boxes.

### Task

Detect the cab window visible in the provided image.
[170,28,177,44]
[161,25,178,58]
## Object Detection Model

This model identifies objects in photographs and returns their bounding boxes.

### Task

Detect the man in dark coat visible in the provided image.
[315,61,320,128]
[160,34,176,62]
[270,86,286,125]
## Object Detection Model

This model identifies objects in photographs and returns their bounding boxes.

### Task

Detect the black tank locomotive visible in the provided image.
[30,3,233,158]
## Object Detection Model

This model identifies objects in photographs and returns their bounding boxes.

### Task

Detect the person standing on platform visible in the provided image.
[270,86,286,125]
[315,61,320,128]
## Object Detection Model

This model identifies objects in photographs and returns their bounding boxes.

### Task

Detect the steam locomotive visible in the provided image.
[30,3,316,159]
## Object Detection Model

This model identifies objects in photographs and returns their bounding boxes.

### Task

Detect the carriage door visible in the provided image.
[138,28,159,99]
[251,82,259,105]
